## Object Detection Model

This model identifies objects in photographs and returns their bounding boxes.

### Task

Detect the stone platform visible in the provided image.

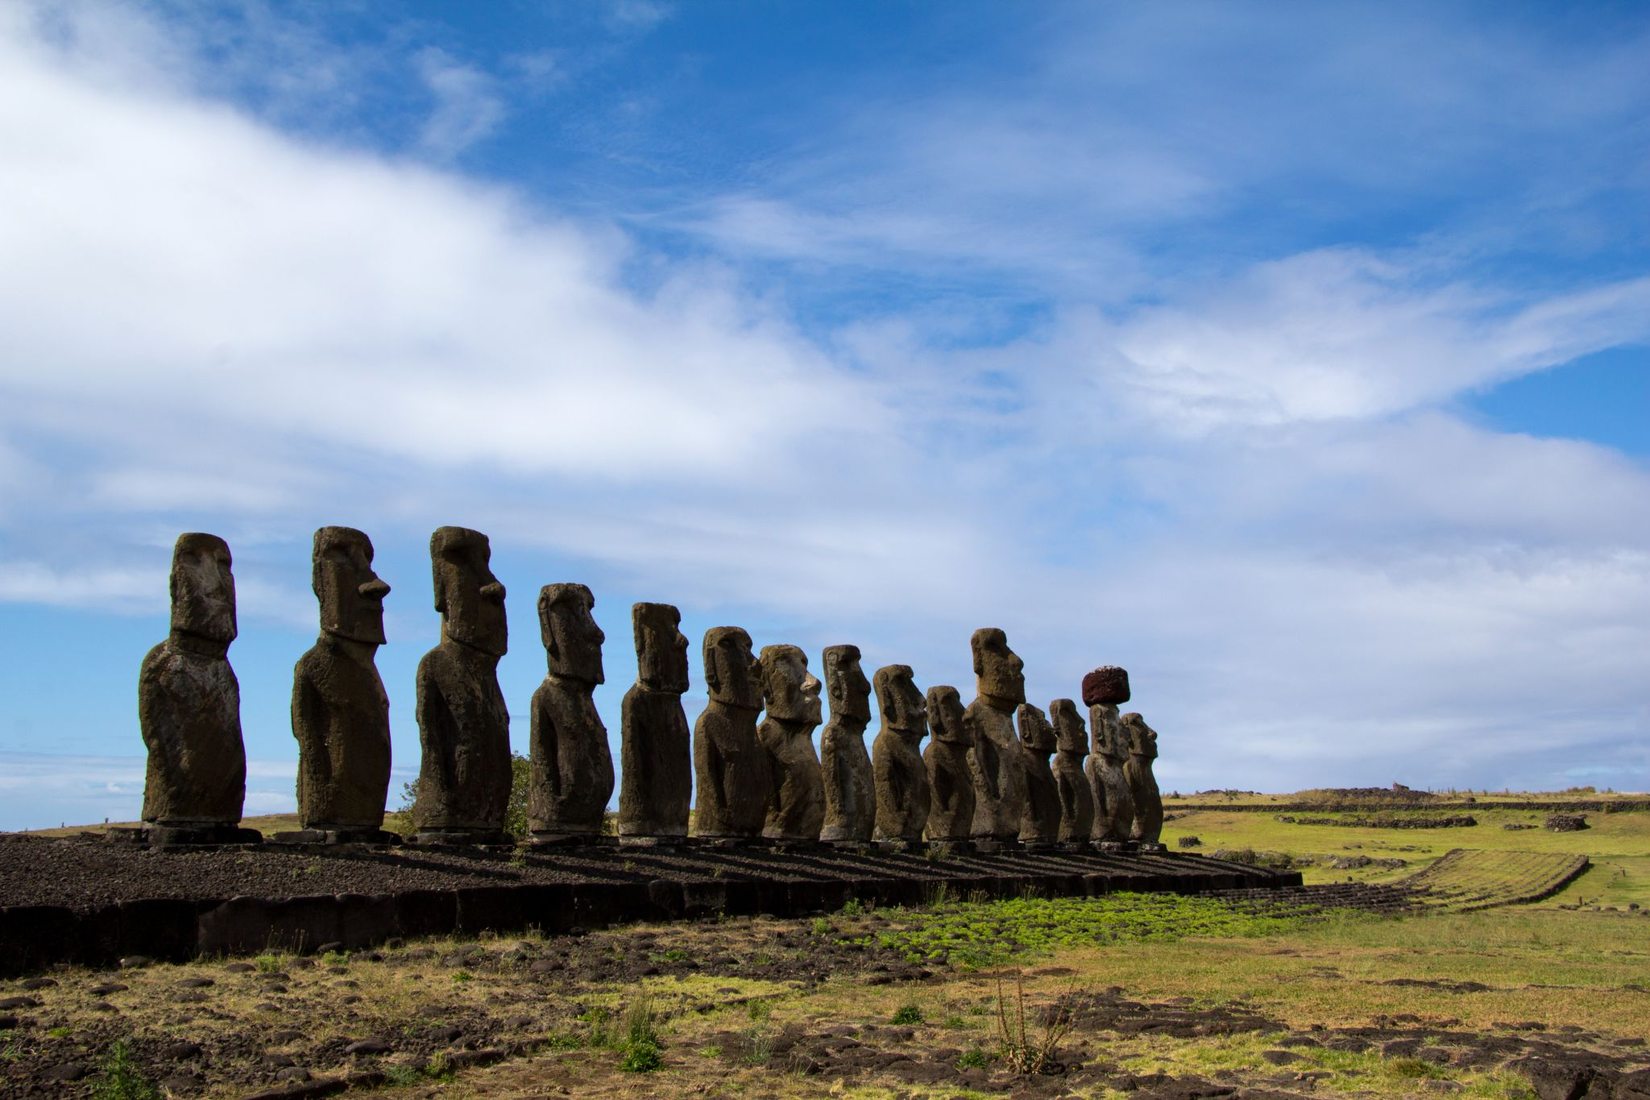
[0,836,1298,975]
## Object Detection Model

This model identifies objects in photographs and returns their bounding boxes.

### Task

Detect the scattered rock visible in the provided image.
[1261,1049,1301,1065]
[89,982,127,996]
[1545,814,1588,832]
[344,1038,392,1056]
[1177,835,1202,848]
[0,996,42,1010]
[19,978,57,991]
[275,1066,311,1082]
[44,1061,93,1081]
[118,955,153,969]
[178,976,216,988]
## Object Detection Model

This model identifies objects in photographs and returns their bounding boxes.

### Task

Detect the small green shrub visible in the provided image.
[957,1046,992,1069]
[91,1041,161,1100]
[890,1003,924,1025]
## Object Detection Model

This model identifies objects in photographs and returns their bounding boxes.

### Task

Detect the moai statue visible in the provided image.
[757,645,825,842]
[1049,699,1096,846]
[818,644,875,844]
[412,527,511,843]
[965,628,1028,849]
[871,664,930,844]
[527,583,614,843]
[1122,712,1164,848]
[1083,666,1134,848]
[289,526,394,842]
[922,685,975,846]
[617,602,692,842]
[692,626,770,840]
[138,533,256,843]
[1016,703,1061,847]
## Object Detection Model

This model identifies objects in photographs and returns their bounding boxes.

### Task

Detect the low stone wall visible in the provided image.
[0,847,1297,976]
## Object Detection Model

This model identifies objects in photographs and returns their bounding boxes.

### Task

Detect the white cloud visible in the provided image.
[414,47,504,160]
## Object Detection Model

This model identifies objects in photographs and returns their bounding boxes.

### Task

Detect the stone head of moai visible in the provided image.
[1121,712,1157,758]
[313,526,389,645]
[1081,665,1130,708]
[430,526,507,657]
[760,644,822,725]
[874,664,927,739]
[170,532,237,648]
[633,602,689,693]
[971,627,1026,706]
[539,582,604,685]
[1049,698,1086,754]
[1017,702,1057,753]
[823,644,871,723]
[925,685,969,745]
[703,625,761,710]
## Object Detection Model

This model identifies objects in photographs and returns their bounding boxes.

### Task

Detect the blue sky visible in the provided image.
[1,1,1647,830]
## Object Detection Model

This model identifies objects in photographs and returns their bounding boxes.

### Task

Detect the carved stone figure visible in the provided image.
[290,526,393,840]
[1016,703,1061,846]
[1049,698,1095,845]
[1122,712,1164,847]
[138,532,253,841]
[922,685,974,844]
[618,602,692,841]
[527,583,614,842]
[965,628,1027,846]
[692,626,770,839]
[757,645,824,842]
[412,527,511,842]
[871,664,930,843]
[1086,701,1134,846]
[819,645,875,844]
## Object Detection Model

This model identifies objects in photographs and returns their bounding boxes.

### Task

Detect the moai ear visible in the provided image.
[704,642,723,696]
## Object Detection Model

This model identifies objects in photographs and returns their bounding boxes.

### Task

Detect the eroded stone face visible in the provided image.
[1087,702,1134,844]
[1016,702,1061,844]
[618,602,691,839]
[1121,712,1163,845]
[758,644,825,841]
[293,526,392,831]
[1050,699,1085,754]
[926,685,969,745]
[823,644,871,724]
[140,532,246,827]
[703,626,760,710]
[171,532,237,646]
[313,527,388,645]
[431,526,507,657]
[1017,702,1057,753]
[971,627,1025,705]
[759,644,822,725]
[539,583,604,685]
[634,602,690,694]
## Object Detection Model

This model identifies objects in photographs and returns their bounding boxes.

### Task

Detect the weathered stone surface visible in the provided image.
[1086,703,1134,844]
[413,527,511,839]
[922,685,974,843]
[965,628,1027,844]
[527,583,614,839]
[139,533,246,828]
[292,527,392,832]
[1122,712,1163,845]
[757,645,824,842]
[692,627,770,839]
[819,645,874,843]
[1081,665,1131,707]
[871,665,930,842]
[618,603,691,839]
[1049,699,1095,844]
[1016,703,1061,845]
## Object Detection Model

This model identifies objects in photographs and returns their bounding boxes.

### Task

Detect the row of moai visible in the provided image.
[138,527,1164,851]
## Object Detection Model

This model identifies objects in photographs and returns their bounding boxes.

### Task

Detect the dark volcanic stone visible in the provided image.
[819,645,875,843]
[528,583,614,839]
[618,603,693,840]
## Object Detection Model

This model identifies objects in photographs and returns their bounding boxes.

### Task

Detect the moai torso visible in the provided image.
[528,583,614,838]
[292,527,391,831]
[1123,712,1164,845]
[1082,667,1134,844]
[139,533,246,826]
[757,644,824,841]
[1049,698,1095,844]
[692,626,770,838]
[1017,703,1061,845]
[618,602,692,839]
[965,628,1027,842]
[871,664,930,842]
[414,527,512,836]
[819,645,874,843]
[922,685,975,842]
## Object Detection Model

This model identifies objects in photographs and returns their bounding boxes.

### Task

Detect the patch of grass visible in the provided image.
[616,991,663,1072]
[253,952,286,973]
[993,970,1074,1075]
[90,1040,161,1100]
[890,1002,924,1025]
[957,1045,992,1069]
[320,950,349,967]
